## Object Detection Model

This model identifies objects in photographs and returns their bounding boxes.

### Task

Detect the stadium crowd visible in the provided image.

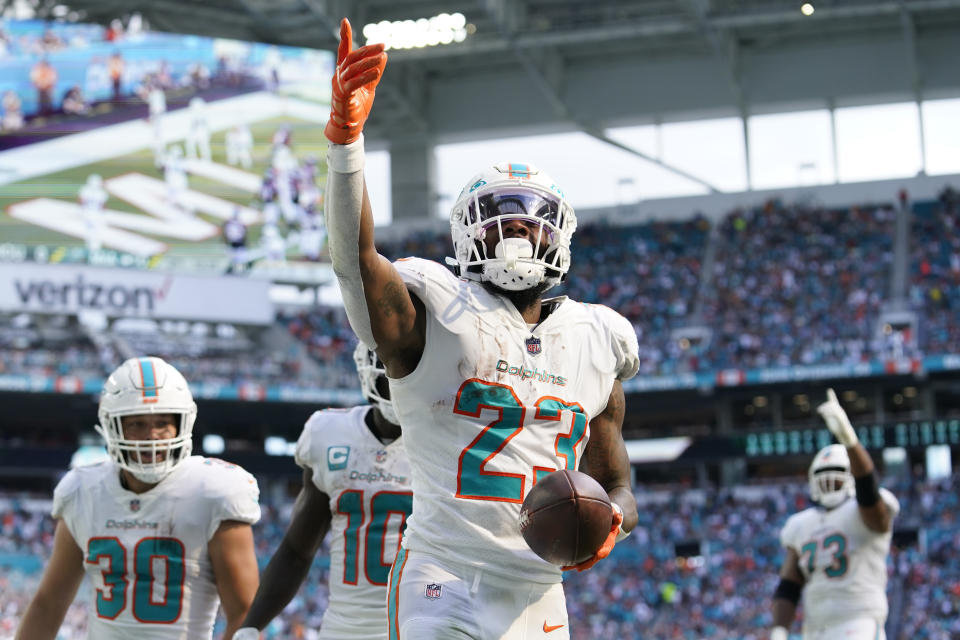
[701,201,896,370]
[1,468,955,639]
[5,194,960,391]
[910,187,960,356]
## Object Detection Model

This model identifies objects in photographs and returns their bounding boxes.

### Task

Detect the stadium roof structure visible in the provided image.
[17,0,960,200]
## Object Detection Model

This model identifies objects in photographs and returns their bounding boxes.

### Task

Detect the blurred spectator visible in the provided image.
[1,90,24,131]
[29,58,57,116]
[40,28,63,52]
[104,18,124,42]
[107,50,124,99]
[61,85,89,116]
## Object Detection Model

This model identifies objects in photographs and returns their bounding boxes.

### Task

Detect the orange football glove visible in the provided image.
[325,18,387,145]
[562,505,623,572]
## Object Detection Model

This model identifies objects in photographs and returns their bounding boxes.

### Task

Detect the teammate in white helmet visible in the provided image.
[321,19,639,639]
[770,389,899,640]
[233,344,410,640]
[15,357,261,640]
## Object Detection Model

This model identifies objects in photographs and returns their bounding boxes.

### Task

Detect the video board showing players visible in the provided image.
[0,17,334,277]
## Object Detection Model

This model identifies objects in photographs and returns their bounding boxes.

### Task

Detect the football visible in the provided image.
[518,469,613,566]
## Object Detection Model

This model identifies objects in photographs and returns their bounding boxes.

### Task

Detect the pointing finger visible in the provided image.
[337,18,353,65]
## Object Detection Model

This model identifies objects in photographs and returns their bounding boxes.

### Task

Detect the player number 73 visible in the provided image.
[454,379,588,503]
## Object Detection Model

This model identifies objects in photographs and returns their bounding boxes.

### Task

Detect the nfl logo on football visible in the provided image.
[525,336,541,356]
[129,499,140,512]
[425,583,442,599]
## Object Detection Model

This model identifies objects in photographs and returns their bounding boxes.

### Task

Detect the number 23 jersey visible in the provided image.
[52,457,260,639]
[391,258,639,583]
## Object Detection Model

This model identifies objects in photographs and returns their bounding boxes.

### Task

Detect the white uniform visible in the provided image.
[148,88,167,166]
[386,258,638,639]
[780,489,899,638]
[79,181,107,252]
[53,457,260,639]
[295,406,412,640]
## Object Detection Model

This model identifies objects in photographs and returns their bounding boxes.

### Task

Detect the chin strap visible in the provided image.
[324,135,378,350]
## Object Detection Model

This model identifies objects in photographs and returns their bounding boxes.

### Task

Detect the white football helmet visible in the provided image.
[353,343,398,425]
[808,444,854,509]
[449,162,576,292]
[96,356,196,483]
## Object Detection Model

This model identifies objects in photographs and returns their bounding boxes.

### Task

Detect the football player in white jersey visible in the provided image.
[15,357,261,640]
[321,19,639,640]
[232,344,410,640]
[771,389,899,640]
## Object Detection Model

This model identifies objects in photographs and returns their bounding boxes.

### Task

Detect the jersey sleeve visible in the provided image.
[779,513,802,551]
[294,411,329,493]
[879,487,900,519]
[588,304,640,381]
[203,461,261,541]
[51,468,83,536]
[394,257,461,313]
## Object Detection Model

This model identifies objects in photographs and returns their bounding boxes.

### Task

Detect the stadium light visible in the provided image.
[363,13,468,51]
[265,436,296,456]
[202,434,225,455]
[800,3,815,16]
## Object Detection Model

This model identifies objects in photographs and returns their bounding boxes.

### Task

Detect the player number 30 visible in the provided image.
[86,536,185,623]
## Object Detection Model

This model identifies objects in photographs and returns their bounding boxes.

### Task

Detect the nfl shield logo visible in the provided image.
[525,336,541,356]
[376,449,388,463]
[425,583,442,599]
[130,499,140,512]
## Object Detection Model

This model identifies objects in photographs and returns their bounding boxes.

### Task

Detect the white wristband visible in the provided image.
[232,627,260,640]
[327,134,365,173]
[770,626,788,640]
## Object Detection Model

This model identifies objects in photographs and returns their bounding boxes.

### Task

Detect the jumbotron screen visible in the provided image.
[0,18,334,276]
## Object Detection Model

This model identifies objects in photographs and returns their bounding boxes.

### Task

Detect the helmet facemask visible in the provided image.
[808,445,854,509]
[97,357,197,484]
[353,343,398,425]
[450,163,576,293]
[96,413,194,484]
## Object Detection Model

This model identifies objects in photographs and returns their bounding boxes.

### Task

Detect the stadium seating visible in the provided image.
[909,188,960,355]
[7,193,960,395]
[701,201,896,370]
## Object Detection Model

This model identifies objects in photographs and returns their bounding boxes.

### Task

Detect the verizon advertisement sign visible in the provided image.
[0,264,273,325]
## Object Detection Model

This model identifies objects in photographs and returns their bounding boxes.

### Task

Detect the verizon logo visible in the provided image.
[14,274,172,312]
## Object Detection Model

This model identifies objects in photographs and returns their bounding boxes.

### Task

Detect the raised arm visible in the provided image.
[233,469,332,638]
[770,547,805,640]
[817,388,893,533]
[14,520,85,640]
[323,18,424,371]
[566,380,638,572]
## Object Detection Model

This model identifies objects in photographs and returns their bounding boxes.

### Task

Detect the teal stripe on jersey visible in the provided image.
[388,548,408,640]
